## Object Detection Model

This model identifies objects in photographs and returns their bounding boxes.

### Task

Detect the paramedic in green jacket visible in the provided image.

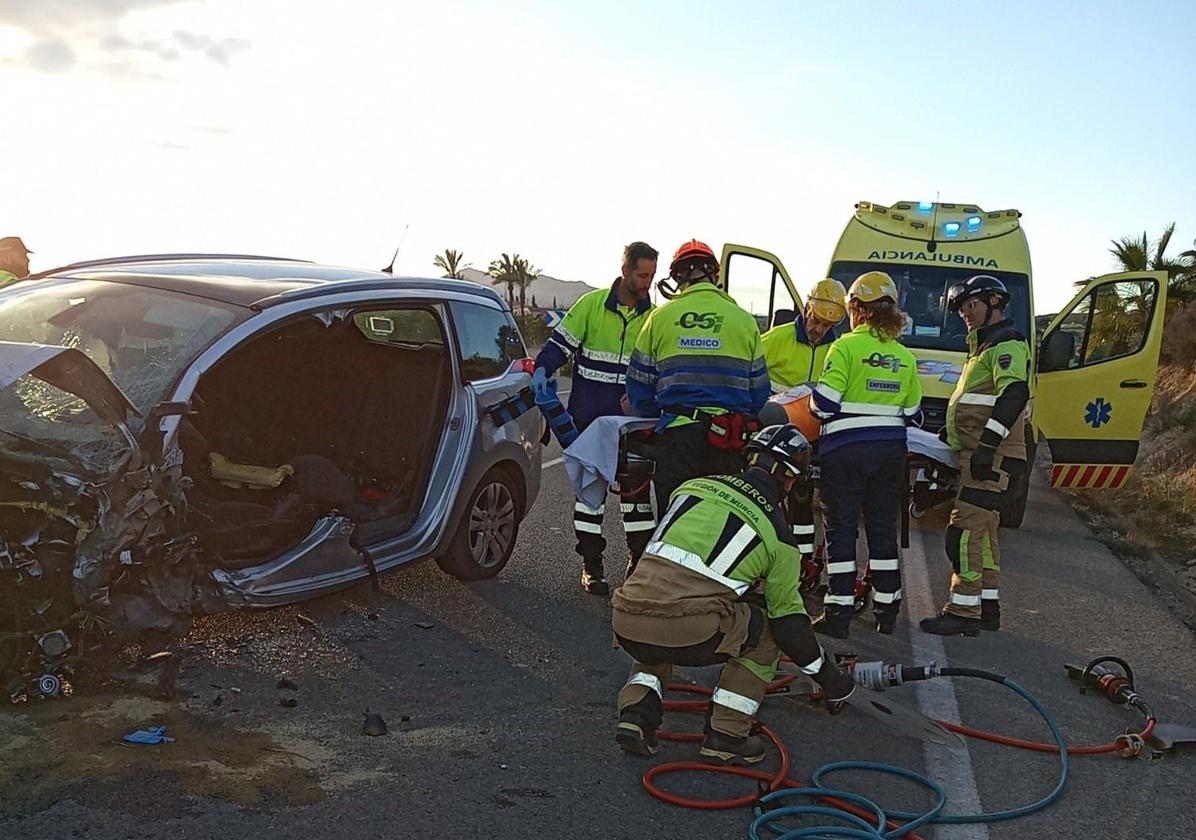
[533,241,658,595]
[0,236,32,289]
[611,425,856,765]
[811,272,922,639]
[919,275,1029,637]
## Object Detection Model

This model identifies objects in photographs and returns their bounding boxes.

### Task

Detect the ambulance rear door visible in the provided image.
[1034,270,1168,489]
[720,245,802,331]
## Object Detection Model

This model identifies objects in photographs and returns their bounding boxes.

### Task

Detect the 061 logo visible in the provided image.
[676,311,724,333]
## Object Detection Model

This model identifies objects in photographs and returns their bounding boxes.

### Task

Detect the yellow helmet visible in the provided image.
[807,278,847,324]
[848,271,898,303]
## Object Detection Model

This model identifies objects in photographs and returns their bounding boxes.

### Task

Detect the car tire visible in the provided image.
[437,467,523,580]
[1000,431,1036,529]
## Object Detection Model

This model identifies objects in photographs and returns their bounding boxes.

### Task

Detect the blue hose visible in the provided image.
[750,671,1069,839]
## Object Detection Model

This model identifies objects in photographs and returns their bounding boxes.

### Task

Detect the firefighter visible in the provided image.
[612,424,857,764]
[0,236,32,289]
[761,278,848,562]
[626,239,770,518]
[919,275,1029,636]
[811,272,922,639]
[533,241,659,595]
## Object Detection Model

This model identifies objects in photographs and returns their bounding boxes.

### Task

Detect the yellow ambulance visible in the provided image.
[722,199,1169,526]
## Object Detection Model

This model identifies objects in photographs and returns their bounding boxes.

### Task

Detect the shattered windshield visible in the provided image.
[0,278,241,470]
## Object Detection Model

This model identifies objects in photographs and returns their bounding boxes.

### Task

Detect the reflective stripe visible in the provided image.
[824,594,855,606]
[951,592,982,606]
[791,524,815,536]
[903,402,922,417]
[623,519,657,532]
[872,589,902,604]
[711,688,760,716]
[822,416,906,435]
[575,501,605,514]
[959,393,997,406]
[982,589,1000,600]
[799,650,826,676]
[654,494,694,536]
[574,521,603,534]
[645,541,749,596]
[827,561,856,575]
[815,383,843,402]
[627,671,663,698]
[575,366,625,385]
[869,558,900,571]
[796,544,815,555]
[839,401,904,416]
[578,347,626,364]
[985,418,1010,438]
[553,323,581,351]
[709,523,758,575]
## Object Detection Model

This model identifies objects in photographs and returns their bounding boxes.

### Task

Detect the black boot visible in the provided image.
[812,607,852,639]
[616,695,661,756]
[981,600,1001,632]
[581,558,608,595]
[919,612,981,637]
[699,728,766,765]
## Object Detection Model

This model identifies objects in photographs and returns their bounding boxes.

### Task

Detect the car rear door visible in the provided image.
[720,245,804,330]
[1034,270,1168,489]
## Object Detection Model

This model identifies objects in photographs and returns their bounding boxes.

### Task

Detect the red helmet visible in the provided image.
[670,239,717,273]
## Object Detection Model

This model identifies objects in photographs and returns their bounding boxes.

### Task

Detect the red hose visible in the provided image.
[939,717,1156,755]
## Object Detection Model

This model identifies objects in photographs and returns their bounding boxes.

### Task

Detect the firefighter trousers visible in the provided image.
[944,452,1022,618]
[649,424,746,519]
[613,605,777,738]
[820,440,906,626]
[574,486,655,576]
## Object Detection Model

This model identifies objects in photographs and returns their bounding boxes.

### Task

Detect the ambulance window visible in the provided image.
[1052,295,1091,369]
[1080,280,1157,365]
[722,253,784,329]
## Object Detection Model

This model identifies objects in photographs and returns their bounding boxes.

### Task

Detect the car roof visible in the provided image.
[31,254,506,309]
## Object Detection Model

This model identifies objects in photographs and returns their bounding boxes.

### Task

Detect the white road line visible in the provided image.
[542,456,564,470]
[903,523,990,840]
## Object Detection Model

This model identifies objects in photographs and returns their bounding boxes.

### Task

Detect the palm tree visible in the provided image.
[1177,238,1196,305]
[489,253,519,310]
[1091,223,1193,309]
[513,256,540,315]
[433,249,470,279]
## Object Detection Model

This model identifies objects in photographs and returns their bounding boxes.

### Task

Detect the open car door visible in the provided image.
[720,245,803,331]
[1034,270,1168,489]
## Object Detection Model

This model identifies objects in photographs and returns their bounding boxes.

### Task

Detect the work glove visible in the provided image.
[813,656,856,716]
[937,426,950,444]
[970,446,999,482]
[530,367,550,400]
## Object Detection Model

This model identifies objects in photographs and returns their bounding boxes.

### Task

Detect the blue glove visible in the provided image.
[123,724,175,745]
[531,367,550,399]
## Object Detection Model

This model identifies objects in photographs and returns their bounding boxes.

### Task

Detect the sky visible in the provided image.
[2,0,1194,314]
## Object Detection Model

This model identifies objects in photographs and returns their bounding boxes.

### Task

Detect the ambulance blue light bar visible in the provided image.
[917,201,934,213]
[943,221,961,237]
[966,216,982,232]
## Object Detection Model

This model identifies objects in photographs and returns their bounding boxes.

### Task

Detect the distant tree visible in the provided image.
[531,294,538,309]
[1086,224,1193,309]
[433,249,470,279]
[489,253,519,310]
[513,256,540,315]
[552,296,558,309]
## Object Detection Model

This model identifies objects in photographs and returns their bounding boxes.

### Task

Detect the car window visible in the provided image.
[449,301,526,381]
[351,308,444,348]
[1054,279,1157,369]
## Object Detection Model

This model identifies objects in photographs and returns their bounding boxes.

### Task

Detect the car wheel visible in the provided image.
[437,468,523,580]
[1000,431,1036,529]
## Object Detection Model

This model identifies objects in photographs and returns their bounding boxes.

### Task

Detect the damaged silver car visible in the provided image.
[0,255,543,697]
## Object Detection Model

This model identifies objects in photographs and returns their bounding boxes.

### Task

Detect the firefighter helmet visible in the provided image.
[848,271,898,304]
[744,424,812,481]
[946,274,1010,312]
[659,239,722,299]
[807,278,847,324]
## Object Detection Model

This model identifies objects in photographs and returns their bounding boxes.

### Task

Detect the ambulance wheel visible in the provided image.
[438,467,524,580]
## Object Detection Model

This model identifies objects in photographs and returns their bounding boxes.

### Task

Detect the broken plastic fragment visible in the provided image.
[123,725,175,745]
[363,710,387,736]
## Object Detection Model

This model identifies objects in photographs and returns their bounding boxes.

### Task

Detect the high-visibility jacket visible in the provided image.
[946,319,1030,458]
[761,312,835,392]
[613,471,804,620]
[0,270,18,290]
[626,283,769,431]
[811,325,922,454]
[535,280,652,429]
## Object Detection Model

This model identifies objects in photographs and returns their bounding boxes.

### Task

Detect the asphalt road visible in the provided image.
[3,427,1195,839]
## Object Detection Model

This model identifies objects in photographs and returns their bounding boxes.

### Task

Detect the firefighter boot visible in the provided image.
[699,726,766,766]
[981,600,1001,632]
[616,696,661,757]
[812,606,852,639]
[918,612,981,637]
[581,558,609,596]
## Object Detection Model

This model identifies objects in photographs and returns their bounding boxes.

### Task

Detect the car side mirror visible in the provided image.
[771,308,796,328]
[1038,330,1074,373]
